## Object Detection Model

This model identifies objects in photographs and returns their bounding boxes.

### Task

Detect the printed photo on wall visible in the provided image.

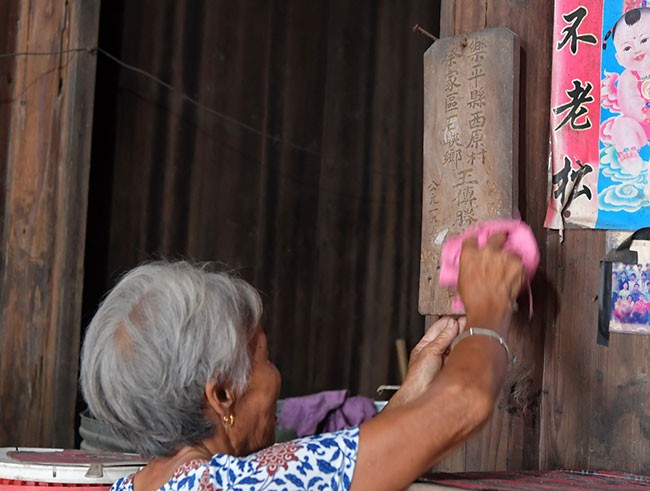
[598,227,650,343]
[608,261,650,333]
[547,0,650,230]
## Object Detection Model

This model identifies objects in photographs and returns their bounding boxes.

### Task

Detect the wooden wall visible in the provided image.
[0,0,647,474]
[84,0,440,400]
[438,0,650,476]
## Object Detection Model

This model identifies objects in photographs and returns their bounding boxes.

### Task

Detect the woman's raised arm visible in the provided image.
[350,233,525,491]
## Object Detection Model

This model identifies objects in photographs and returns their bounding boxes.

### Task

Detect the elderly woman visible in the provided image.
[80,233,524,491]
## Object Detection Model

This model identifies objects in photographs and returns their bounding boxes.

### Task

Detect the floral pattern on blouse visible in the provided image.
[110,426,359,491]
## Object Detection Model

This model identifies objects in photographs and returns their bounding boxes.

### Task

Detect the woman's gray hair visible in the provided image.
[79,261,262,458]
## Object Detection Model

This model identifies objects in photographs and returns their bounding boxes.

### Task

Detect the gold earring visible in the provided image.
[223,414,235,427]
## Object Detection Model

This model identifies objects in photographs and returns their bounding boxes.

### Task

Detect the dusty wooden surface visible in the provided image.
[428,0,554,472]
[433,0,650,475]
[0,1,17,225]
[0,0,99,447]
[0,0,641,469]
[419,27,519,316]
[541,234,650,475]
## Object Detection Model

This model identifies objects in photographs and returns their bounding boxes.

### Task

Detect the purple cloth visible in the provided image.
[277,390,376,437]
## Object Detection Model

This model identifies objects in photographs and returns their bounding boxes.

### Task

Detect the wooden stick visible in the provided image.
[395,339,408,381]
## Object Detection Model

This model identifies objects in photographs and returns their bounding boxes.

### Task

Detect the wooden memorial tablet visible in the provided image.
[419,27,520,316]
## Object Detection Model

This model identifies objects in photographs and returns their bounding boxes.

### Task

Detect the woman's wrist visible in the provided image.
[450,328,512,364]
[465,303,512,335]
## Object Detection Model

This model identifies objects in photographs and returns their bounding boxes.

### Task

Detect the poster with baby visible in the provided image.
[546,0,650,230]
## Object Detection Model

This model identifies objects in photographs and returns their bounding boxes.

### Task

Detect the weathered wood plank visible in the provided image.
[309,0,377,393]
[440,0,489,38]
[437,0,650,474]
[0,0,99,447]
[419,27,519,316]
[356,0,439,395]
[251,0,328,396]
[89,0,438,401]
[0,0,18,230]
[536,0,650,472]
[487,0,555,473]
[541,230,650,474]
[430,0,553,472]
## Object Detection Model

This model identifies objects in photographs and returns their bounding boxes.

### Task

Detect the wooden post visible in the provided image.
[435,0,650,475]
[420,25,521,473]
[426,0,555,472]
[0,0,100,447]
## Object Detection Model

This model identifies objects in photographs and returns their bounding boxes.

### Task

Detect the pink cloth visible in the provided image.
[439,219,540,314]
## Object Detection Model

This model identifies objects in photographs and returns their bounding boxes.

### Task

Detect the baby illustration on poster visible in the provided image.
[546,0,650,230]
[600,1,650,219]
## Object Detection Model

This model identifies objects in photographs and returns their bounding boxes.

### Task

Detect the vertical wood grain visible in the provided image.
[541,231,650,474]
[0,0,100,447]
[86,0,439,402]
[0,0,18,230]
[430,0,553,472]
[437,0,650,474]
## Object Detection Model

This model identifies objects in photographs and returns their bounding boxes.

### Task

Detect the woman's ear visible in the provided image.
[204,379,236,419]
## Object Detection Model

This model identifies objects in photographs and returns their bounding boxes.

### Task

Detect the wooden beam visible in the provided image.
[0,0,100,447]
[429,0,554,472]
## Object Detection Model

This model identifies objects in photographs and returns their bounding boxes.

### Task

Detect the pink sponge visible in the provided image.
[439,219,540,314]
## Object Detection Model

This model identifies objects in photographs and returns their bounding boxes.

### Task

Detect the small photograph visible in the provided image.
[609,261,650,334]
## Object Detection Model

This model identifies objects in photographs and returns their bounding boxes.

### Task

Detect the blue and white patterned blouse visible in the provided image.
[110,426,359,491]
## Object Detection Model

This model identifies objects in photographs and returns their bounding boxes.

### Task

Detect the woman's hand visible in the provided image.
[352,232,528,491]
[385,316,466,410]
[458,232,525,334]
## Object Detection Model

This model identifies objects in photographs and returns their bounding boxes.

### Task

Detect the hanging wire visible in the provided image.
[0,44,411,205]
[0,45,319,156]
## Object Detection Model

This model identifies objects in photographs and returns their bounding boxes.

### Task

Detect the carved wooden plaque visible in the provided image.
[419,28,520,316]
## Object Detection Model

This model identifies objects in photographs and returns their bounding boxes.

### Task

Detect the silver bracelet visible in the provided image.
[450,327,513,363]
